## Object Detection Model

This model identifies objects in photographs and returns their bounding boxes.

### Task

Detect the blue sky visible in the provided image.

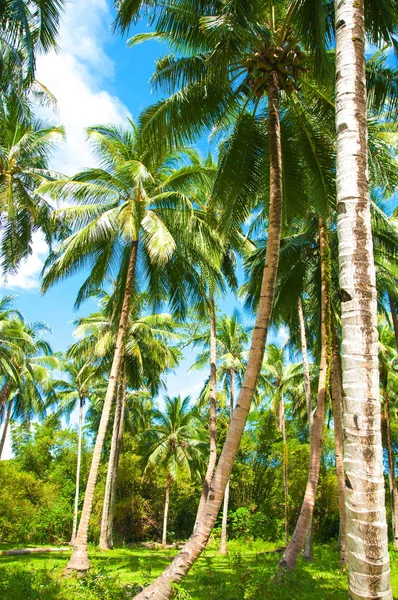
[0,0,286,456]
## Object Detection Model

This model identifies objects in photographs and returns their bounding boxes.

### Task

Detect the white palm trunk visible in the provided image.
[71,396,84,544]
[219,368,235,554]
[335,1,391,597]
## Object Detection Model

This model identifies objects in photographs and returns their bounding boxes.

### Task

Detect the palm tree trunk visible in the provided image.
[0,400,12,459]
[335,1,391,597]
[219,368,235,555]
[99,358,125,551]
[330,323,347,566]
[298,296,314,560]
[280,219,329,569]
[162,474,172,548]
[133,70,283,600]
[67,241,138,572]
[0,382,10,422]
[388,292,398,351]
[383,390,398,550]
[195,295,217,527]
[107,375,126,549]
[70,395,84,544]
[281,393,289,547]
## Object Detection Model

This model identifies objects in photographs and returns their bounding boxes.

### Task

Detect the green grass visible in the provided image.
[1,540,398,599]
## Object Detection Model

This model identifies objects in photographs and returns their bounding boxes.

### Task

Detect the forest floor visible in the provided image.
[1,540,398,599]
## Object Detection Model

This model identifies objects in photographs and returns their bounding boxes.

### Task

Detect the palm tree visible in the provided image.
[50,358,104,544]
[333,2,393,596]
[142,395,206,547]
[0,95,64,275]
[40,121,218,571]
[0,0,65,94]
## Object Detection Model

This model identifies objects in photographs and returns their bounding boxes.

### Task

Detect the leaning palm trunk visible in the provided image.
[383,390,398,550]
[162,475,172,548]
[134,70,283,600]
[298,296,314,560]
[281,394,289,546]
[99,359,125,550]
[0,400,12,459]
[107,376,126,549]
[279,220,329,569]
[195,296,217,527]
[335,1,392,597]
[219,368,235,554]
[388,293,398,352]
[330,324,347,566]
[71,396,84,544]
[67,241,138,572]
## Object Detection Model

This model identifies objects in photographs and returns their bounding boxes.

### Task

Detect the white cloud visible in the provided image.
[35,0,131,175]
[1,232,47,290]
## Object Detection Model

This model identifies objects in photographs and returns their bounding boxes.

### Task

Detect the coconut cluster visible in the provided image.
[246,42,306,97]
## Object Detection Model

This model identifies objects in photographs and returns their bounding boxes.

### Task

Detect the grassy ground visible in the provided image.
[1,540,398,599]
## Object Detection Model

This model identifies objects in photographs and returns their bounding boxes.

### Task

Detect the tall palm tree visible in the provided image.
[40,129,216,571]
[0,95,64,275]
[142,395,206,547]
[333,2,393,597]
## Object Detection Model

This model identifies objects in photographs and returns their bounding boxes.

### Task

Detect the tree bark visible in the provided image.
[67,241,138,572]
[70,395,84,544]
[281,393,289,547]
[107,375,126,549]
[383,390,398,550]
[194,296,217,527]
[298,296,314,560]
[335,1,391,597]
[0,382,10,424]
[280,219,329,569]
[0,400,12,459]
[99,357,125,550]
[330,323,348,566]
[133,69,283,600]
[219,368,235,555]
[162,475,171,548]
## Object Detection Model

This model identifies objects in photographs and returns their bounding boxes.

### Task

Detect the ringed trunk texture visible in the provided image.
[335,1,392,597]
[194,296,217,528]
[99,359,125,550]
[0,400,12,459]
[71,396,84,544]
[107,376,126,549]
[219,368,235,555]
[330,323,348,566]
[162,475,171,548]
[298,296,314,560]
[383,391,398,550]
[133,70,283,600]
[279,220,329,569]
[67,241,138,572]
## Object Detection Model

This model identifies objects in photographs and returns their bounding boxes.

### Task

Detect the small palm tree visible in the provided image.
[143,396,206,547]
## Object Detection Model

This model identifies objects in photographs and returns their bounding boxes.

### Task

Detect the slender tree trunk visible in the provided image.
[162,475,171,548]
[99,357,125,550]
[335,1,391,597]
[0,383,10,424]
[330,323,348,566]
[280,220,329,569]
[194,296,217,527]
[219,368,235,555]
[383,390,398,550]
[133,70,283,600]
[298,296,314,560]
[0,400,12,459]
[70,396,84,544]
[107,375,126,549]
[280,393,289,547]
[388,293,398,352]
[67,241,138,572]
